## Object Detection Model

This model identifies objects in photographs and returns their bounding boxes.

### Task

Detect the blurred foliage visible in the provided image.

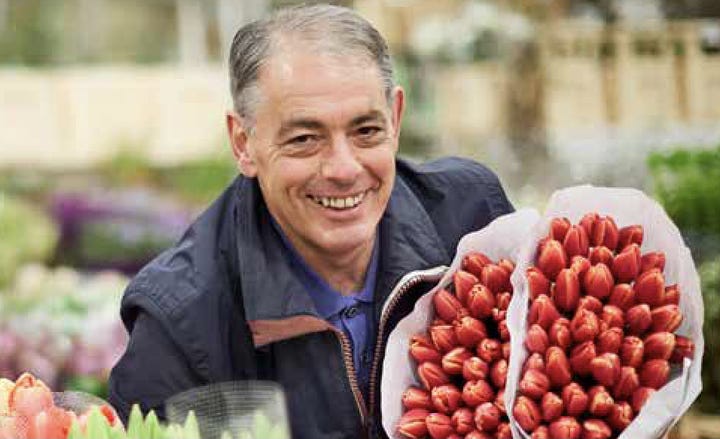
[648,145,720,413]
[648,146,720,261]
[699,258,720,412]
[0,194,58,288]
[0,0,61,65]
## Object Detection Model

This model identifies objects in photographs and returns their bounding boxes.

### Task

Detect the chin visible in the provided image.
[315,224,376,254]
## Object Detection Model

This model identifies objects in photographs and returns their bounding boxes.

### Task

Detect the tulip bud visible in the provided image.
[601,305,624,329]
[513,396,542,432]
[496,422,512,439]
[639,359,669,390]
[664,284,680,306]
[562,382,589,417]
[489,359,507,390]
[583,263,614,300]
[455,316,487,349]
[570,341,597,376]
[541,392,563,422]
[531,425,550,439]
[564,225,590,258]
[454,270,479,306]
[492,307,507,322]
[589,246,614,267]
[549,318,572,351]
[477,339,502,364]
[594,216,619,249]
[495,388,506,413]
[591,353,621,387]
[582,419,612,439]
[651,304,683,333]
[580,212,600,239]
[468,284,496,319]
[643,332,675,360]
[620,336,644,368]
[410,334,443,364]
[434,289,465,323]
[519,368,551,400]
[596,327,623,354]
[426,412,454,439]
[626,304,652,336]
[529,294,561,330]
[608,284,635,311]
[635,268,666,308]
[397,408,429,439]
[430,325,459,353]
[498,319,510,342]
[523,352,546,374]
[618,224,644,251]
[465,431,492,439]
[463,357,489,381]
[527,267,551,300]
[545,346,572,388]
[571,309,600,343]
[502,342,511,361]
[612,243,641,284]
[474,402,500,432]
[537,240,568,280]
[418,362,451,390]
[462,380,495,407]
[431,384,463,414]
[442,347,473,375]
[554,269,580,313]
[570,255,592,279]
[641,252,666,274]
[631,387,655,413]
[613,366,640,401]
[577,295,603,314]
[606,402,634,432]
[549,416,581,439]
[496,292,512,311]
[498,258,515,275]
[451,407,474,435]
[526,324,550,354]
[587,386,614,417]
[550,217,572,242]
[670,335,695,363]
[482,264,511,294]
[403,387,433,411]
[463,252,493,277]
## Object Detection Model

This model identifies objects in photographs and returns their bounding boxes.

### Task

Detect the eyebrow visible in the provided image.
[349,110,386,127]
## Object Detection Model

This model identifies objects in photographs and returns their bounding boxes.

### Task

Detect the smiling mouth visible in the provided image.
[309,191,367,210]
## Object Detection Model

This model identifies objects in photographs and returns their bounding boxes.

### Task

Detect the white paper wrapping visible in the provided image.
[381,208,541,438]
[505,185,705,439]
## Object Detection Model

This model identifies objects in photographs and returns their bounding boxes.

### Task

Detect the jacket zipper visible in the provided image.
[367,266,448,433]
[331,328,369,432]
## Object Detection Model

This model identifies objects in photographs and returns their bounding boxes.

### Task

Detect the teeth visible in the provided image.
[312,192,366,210]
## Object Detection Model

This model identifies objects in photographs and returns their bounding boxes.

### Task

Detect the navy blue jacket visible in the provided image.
[108,157,513,439]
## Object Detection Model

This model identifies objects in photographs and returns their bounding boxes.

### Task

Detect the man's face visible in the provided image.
[228,47,404,260]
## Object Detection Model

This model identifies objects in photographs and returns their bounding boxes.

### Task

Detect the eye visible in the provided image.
[357,126,381,137]
[289,134,316,145]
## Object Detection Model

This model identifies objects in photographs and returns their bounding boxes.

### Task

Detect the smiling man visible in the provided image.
[108,5,513,439]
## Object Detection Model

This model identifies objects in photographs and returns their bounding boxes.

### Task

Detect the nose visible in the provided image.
[320,135,362,184]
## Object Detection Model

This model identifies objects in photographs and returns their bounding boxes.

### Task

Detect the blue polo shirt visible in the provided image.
[271,220,379,399]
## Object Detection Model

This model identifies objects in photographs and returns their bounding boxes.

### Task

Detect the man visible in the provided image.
[108,5,513,439]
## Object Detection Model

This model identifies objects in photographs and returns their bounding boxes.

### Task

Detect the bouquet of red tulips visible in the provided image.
[506,186,703,439]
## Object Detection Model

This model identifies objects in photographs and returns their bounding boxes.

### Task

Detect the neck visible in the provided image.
[294,236,376,296]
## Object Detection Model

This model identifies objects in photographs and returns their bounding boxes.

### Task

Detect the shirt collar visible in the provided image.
[269,216,379,320]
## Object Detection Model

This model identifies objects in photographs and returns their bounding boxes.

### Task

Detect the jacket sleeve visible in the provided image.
[108,310,203,424]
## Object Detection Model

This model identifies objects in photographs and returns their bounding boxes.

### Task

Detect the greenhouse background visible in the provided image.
[1,0,719,437]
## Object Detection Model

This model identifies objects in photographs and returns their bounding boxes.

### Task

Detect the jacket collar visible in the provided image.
[234,168,450,328]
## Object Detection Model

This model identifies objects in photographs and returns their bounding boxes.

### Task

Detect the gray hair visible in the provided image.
[228,4,395,125]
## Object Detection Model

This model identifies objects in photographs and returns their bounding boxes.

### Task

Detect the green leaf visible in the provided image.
[127,404,144,439]
[86,406,111,439]
[144,410,161,439]
[182,410,200,439]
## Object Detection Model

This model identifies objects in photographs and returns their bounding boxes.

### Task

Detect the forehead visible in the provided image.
[257,46,387,121]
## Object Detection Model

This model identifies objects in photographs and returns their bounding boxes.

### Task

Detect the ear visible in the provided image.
[390,86,405,144]
[226,111,257,177]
